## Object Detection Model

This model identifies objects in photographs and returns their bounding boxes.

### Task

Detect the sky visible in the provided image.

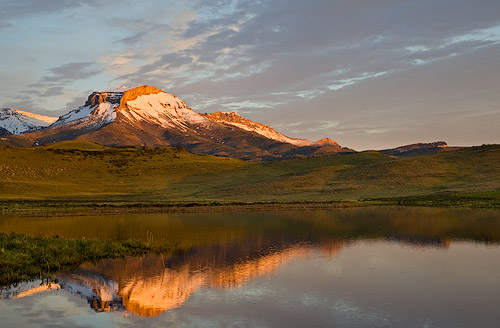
[0,0,499,150]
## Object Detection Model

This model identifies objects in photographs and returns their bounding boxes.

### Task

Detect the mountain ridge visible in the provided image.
[200,111,316,147]
[0,108,57,135]
[1,85,458,161]
[1,85,349,160]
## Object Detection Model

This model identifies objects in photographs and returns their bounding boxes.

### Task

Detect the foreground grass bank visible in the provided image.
[0,232,176,287]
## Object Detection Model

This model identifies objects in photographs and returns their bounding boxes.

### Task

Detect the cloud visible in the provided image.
[2,0,500,148]
[64,94,89,112]
[20,86,65,98]
[0,22,13,30]
[42,62,101,82]
[0,0,97,22]
[273,120,340,136]
[113,20,172,45]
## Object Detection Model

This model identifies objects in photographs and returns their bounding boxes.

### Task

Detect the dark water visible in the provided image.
[1,207,500,327]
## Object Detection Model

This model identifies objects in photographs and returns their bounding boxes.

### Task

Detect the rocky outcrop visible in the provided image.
[84,92,122,107]
[84,85,164,108]
[0,126,12,136]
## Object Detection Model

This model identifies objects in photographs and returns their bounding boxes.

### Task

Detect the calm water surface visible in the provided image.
[1,207,500,327]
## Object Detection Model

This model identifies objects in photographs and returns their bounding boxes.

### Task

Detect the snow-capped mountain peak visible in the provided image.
[51,85,205,130]
[0,108,57,135]
[52,85,168,128]
[3,85,349,160]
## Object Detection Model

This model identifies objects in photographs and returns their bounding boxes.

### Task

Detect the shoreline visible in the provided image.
[0,201,358,217]
[1,197,499,217]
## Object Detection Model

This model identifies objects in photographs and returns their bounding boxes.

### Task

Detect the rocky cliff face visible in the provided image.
[0,126,12,136]
[83,85,164,108]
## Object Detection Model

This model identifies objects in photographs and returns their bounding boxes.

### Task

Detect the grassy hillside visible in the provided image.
[1,142,499,209]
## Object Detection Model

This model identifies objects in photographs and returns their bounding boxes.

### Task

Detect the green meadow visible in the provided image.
[1,141,499,212]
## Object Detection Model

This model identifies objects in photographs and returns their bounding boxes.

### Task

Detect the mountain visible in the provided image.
[0,108,57,135]
[315,138,340,147]
[11,85,348,160]
[200,111,314,147]
[378,141,459,157]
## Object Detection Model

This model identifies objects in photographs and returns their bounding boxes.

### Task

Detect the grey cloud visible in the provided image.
[41,86,65,97]
[182,16,241,38]
[36,108,68,117]
[113,19,172,45]
[117,53,193,83]
[165,0,500,102]
[147,0,499,149]
[145,53,193,71]
[10,0,497,149]
[63,95,89,112]
[116,31,146,45]
[5,99,39,113]
[42,62,100,82]
[0,22,13,30]
[0,0,97,21]
[20,86,64,98]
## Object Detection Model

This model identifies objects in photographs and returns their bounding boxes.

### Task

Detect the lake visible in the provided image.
[1,207,500,327]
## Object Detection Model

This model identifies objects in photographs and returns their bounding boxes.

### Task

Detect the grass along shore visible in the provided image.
[0,232,173,287]
[1,192,500,217]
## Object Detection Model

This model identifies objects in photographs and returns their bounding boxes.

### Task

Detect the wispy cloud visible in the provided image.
[41,62,101,83]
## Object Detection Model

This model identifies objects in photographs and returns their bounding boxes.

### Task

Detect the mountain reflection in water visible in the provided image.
[58,243,321,316]
[26,236,445,317]
[2,207,499,318]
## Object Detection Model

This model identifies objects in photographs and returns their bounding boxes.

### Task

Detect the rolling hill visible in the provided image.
[1,141,499,208]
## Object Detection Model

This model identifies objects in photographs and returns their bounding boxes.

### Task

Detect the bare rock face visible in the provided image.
[85,92,122,107]
[84,85,164,108]
[0,126,12,136]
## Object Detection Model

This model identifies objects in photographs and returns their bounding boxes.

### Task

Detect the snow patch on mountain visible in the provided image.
[123,92,209,130]
[52,102,117,128]
[0,108,57,135]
